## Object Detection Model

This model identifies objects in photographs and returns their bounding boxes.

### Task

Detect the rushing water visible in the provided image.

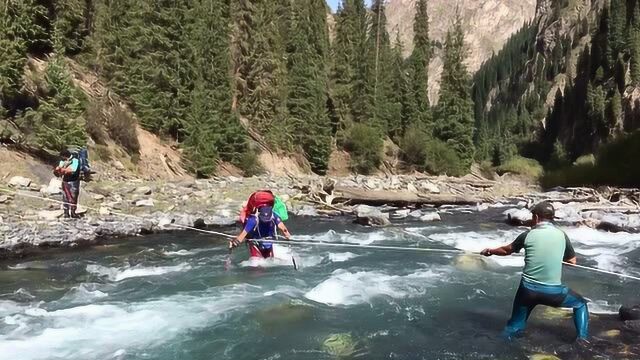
[1,207,640,360]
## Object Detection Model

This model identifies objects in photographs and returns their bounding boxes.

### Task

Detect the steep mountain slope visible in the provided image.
[386,0,537,101]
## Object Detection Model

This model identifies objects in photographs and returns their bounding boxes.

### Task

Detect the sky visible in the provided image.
[327,0,371,12]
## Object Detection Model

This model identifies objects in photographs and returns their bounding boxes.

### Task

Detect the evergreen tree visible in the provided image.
[183,0,247,177]
[408,0,431,130]
[630,1,640,85]
[608,0,626,63]
[389,32,408,140]
[286,0,332,173]
[349,0,371,125]
[367,0,394,133]
[331,0,357,134]
[233,0,290,149]
[434,10,475,169]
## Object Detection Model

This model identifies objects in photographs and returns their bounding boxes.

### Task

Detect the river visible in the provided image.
[1,207,639,359]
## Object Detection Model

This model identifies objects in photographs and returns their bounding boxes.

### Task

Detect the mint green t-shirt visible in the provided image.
[511,222,576,285]
[59,158,79,172]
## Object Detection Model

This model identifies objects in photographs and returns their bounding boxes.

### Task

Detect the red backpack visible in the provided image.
[239,190,275,223]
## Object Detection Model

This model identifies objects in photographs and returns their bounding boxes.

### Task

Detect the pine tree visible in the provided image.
[183,0,247,177]
[409,0,431,130]
[630,1,640,85]
[350,0,371,125]
[367,0,394,133]
[286,0,332,173]
[433,10,475,169]
[389,32,408,140]
[331,0,357,135]
[233,0,290,150]
[608,0,627,63]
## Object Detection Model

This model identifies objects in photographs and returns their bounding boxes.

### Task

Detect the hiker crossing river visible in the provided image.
[1,196,639,359]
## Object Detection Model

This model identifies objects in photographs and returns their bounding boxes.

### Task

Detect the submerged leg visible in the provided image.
[503,285,534,339]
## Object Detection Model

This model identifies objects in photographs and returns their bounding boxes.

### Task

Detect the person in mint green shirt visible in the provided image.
[54,149,81,218]
[480,201,589,343]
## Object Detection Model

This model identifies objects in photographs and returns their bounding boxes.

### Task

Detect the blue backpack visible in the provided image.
[69,147,91,179]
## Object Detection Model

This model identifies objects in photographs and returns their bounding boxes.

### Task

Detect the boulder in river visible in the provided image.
[354,205,390,227]
[597,214,640,233]
[419,212,441,222]
[619,305,640,321]
[322,333,358,357]
[504,208,532,226]
[9,176,32,188]
[391,209,411,219]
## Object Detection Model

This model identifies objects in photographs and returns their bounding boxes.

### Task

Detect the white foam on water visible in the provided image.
[327,252,358,262]
[86,263,191,282]
[0,285,258,360]
[59,283,108,303]
[163,248,210,257]
[428,230,524,267]
[587,299,620,315]
[564,227,640,273]
[239,244,323,269]
[305,267,443,306]
[294,229,400,245]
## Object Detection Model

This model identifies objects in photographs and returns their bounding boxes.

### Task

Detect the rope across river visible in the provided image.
[2,187,640,282]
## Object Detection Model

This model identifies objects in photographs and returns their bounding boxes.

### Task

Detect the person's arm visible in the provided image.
[277,222,291,239]
[481,231,527,256]
[563,233,577,264]
[229,218,254,249]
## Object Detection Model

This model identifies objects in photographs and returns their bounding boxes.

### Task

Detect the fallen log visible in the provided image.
[332,186,485,207]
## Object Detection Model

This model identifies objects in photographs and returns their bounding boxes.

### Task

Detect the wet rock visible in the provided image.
[322,333,358,357]
[354,205,390,227]
[9,176,32,188]
[619,305,640,321]
[504,208,532,226]
[134,199,154,207]
[255,301,313,331]
[528,354,561,360]
[193,218,206,229]
[391,209,411,219]
[37,210,64,220]
[597,214,640,233]
[598,329,621,338]
[623,320,640,334]
[419,212,441,222]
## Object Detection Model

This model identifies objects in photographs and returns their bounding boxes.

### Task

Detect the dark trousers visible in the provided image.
[503,279,589,340]
[62,180,80,217]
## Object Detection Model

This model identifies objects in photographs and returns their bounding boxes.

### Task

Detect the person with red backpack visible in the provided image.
[230,190,292,258]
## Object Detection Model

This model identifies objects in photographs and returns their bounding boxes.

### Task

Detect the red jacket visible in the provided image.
[239,190,275,223]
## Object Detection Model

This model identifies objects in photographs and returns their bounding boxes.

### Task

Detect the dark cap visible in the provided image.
[258,206,273,222]
[531,201,554,219]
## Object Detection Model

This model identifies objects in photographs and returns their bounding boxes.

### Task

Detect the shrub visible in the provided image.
[344,123,383,174]
[107,105,140,155]
[237,150,264,177]
[400,126,429,168]
[497,156,543,179]
[424,139,466,176]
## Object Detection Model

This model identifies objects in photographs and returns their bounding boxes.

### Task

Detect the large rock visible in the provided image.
[354,205,390,227]
[597,214,640,233]
[504,208,532,226]
[9,176,32,188]
[38,210,64,221]
[134,199,155,207]
[43,178,62,195]
[391,209,411,219]
[419,212,441,222]
[619,305,640,321]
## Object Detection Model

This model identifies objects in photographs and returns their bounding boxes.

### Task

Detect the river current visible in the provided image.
[1,207,639,359]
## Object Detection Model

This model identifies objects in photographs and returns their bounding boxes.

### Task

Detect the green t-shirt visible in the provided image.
[511,222,576,285]
[59,158,79,172]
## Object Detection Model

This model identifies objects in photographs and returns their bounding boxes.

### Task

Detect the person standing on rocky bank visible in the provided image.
[480,201,589,343]
[53,149,81,218]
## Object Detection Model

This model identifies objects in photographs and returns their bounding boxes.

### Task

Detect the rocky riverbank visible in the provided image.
[1,172,639,258]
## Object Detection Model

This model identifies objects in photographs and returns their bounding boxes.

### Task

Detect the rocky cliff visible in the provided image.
[386,0,537,102]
